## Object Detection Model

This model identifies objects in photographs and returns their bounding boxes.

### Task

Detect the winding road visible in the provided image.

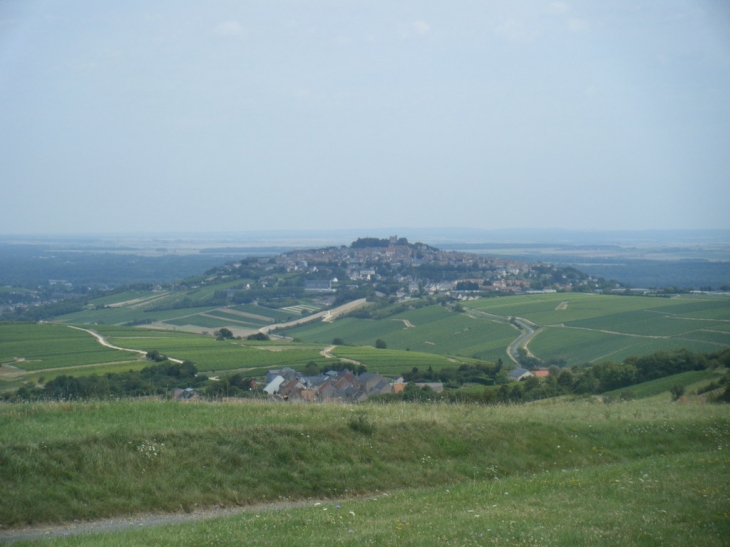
[67,326,183,364]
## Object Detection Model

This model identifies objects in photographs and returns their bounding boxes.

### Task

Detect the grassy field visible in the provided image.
[282,305,517,363]
[329,346,480,376]
[284,294,730,366]
[527,326,725,367]
[0,399,728,546]
[5,292,729,389]
[0,324,331,385]
[44,290,730,368]
[8,451,727,546]
[95,328,329,374]
[602,369,719,399]
[0,323,140,374]
[53,284,306,333]
[465,293,730,366]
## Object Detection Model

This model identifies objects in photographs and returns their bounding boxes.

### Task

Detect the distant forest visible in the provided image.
[0,245,224,288]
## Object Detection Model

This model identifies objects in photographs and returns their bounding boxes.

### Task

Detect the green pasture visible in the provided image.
[0,323,135,373]
[1,324,330,382]
[330,346,480,375]
[285,294,729,366]
[161,314,259,330]
[283,306,516,363]
[97,331,328,374]
[529,326,728,366]
[517,293,730,365]
[681,329,730,344]
[87,290,165,306]
[603,369,718,399]
[55,304,223,326]
[283,316,405,345]
[206,309,272,325]
[465,292,730,328]
[0,399,728,544]
[12,451,728,547]
[231,304,295,322]
[384,308,516,361]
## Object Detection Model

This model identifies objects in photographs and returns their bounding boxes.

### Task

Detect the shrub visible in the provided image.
[670,385,686,401]
[348,413,375,435]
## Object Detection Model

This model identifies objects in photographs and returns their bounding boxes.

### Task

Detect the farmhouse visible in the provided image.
[508,367,534,381]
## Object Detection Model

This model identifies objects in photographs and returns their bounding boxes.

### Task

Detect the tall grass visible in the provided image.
[5,450,729,546]
[0,399,728,527]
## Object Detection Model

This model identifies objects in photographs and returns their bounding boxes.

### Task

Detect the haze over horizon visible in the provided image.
[1,1,729,235]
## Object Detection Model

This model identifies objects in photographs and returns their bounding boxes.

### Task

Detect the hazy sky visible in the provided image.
[1,1,729,234]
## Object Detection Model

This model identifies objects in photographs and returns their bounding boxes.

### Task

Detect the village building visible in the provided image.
[508,367,534,381]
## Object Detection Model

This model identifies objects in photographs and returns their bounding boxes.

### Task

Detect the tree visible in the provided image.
[375,339,387,349]
[303,361,320,377]
[146,349,168,362]
[215,328,234,340]
[247,332,270,341]
[332,337,344,345]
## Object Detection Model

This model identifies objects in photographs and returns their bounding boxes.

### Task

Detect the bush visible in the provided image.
[670,385,686,401]
[348,413,375,435]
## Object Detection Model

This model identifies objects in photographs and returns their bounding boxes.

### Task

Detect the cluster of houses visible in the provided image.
[171,365,551,402]
[262,367,404,403]
[276,237,531,284]
[259,366,551,403]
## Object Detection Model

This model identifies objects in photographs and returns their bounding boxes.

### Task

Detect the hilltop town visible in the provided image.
[207,235,609,302]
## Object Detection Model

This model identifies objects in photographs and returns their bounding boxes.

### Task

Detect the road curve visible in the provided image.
[67,326,183,364]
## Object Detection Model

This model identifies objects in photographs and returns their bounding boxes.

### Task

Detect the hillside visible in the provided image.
[0,399,727,546]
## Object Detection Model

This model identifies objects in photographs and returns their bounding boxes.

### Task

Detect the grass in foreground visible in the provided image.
[0,399,728,529]
[7,449,729,546]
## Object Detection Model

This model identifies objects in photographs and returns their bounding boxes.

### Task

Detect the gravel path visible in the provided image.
[0,496,375,544]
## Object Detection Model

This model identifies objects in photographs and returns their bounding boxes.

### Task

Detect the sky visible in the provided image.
[1,0,729,235]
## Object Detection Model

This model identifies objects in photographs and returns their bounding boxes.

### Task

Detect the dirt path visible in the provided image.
[392,319,415,328]
[258,299,367,334]
[320,345,365,367]
[0,496,378,544]
[68,326,183,364]
[555,301,568,310]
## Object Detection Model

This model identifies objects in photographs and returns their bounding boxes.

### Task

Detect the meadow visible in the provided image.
[4,292,729,393]
[328,346,482,376]
[285,305,518,363]
[53,285,303,334]
[282,293,730,366]
[0,399,728,546]
[0,323,139,374]
[0,324,331,386]
[602,369,717,399]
